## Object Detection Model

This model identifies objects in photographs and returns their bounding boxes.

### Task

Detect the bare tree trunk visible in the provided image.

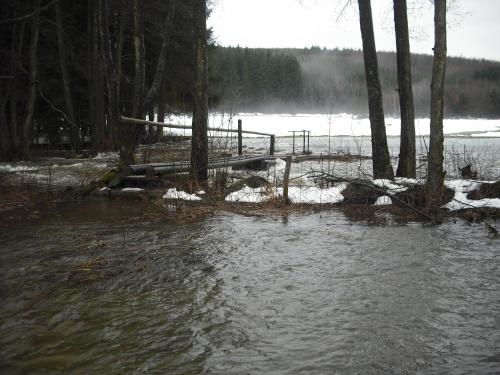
[100,0,124,166]
[191,0,209,182]
[394,0,416,178]
[55,1,80,153]
[156,85,166,142]
[88,0,106,153]
[358,0,394,180]
[142,0,176,112]
[427,0,447,200]
[0,86,11,160]
[21,0,41,159]
[132,0,145,119]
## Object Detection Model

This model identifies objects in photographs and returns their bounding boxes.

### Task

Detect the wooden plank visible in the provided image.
[129,154,280,174]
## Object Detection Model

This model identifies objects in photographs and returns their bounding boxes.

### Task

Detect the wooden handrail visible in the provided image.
[120,115,274,137]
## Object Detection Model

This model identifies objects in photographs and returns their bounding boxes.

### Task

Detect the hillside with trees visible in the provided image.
[211,46,500,118]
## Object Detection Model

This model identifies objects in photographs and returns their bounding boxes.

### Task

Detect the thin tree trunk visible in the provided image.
[156,84,166,141]
[89,0,106,153]
[132,0,145,119]
[0,88,11,160]
[142,0,176,112]
[191,0,209,182]
[8,19,26,158]
[55,1,80,153]
[394,0,416,178]
[21,0,41,159]
[427,0,447,200]
[100,0,124,165]
[358,0,394,179]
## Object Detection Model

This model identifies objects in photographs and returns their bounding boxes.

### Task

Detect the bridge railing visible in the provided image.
[120,115,275,156]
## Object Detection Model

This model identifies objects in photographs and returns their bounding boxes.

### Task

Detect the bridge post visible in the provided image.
[283,155,292,204]
[270,135,275,156]
[238,119,243,156]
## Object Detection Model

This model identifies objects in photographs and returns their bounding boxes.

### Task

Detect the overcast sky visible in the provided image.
[208,0,500,61]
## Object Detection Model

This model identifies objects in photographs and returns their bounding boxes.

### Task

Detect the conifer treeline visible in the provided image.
[211,46,500,117]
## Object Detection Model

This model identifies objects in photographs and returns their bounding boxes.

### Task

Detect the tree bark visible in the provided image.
[21,0,41,159]
[142,0,176,112]
[394,0,416,178]
[88,0,106,153]
[55,1,80,153]
[427,0,447,199]
[156,84,166,142]
[357,0,394,179]
[191,0,209,182]
[132,0,145,119]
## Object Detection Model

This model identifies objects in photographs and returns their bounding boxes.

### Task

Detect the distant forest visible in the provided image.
[210,46,500,118]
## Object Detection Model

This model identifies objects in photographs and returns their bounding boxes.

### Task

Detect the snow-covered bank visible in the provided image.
[160,156,500,211]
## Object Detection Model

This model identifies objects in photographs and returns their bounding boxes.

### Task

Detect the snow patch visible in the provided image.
[373,179,408,193]
[121,188,144,192]
[443,180,500,211]
[163,188,202,201]
[225,186,270,203]
[224,184,347,204]
[374,195,392,206]
[0,164,39,172]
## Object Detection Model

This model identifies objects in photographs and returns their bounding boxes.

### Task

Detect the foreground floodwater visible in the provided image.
[0,201,499,374]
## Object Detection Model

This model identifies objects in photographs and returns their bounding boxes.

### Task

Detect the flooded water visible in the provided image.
[1,201,499,374]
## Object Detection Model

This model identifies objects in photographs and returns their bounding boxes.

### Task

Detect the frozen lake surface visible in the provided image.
[167,113,500,138]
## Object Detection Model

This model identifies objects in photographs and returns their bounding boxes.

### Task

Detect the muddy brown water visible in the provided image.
[0,201,499,374]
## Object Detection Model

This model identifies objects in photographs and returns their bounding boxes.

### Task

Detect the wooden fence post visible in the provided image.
[237,119,243,156]
[283,155,292,204]
[302,130,306,154]
[270,135,275,156]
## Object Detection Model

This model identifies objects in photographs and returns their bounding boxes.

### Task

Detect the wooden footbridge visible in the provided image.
[121,116,278,175]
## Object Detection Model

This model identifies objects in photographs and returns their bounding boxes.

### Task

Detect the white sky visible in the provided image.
[208,0,500,61]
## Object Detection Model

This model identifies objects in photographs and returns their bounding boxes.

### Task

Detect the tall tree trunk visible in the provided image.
[0,86,11,160]
[394,0,416,178]
[191,0,209,182]
[88,0,106,153]
[132,0,145,119]
[427,0,447,200]
[21,0,41,159]
[156,84,166,141]
[100,0,123,165]
[55,1,80,153]
[142,0,176,112]
[358,0,394,179]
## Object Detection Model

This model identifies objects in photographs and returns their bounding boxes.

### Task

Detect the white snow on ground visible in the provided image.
[121,188,144,192]
[373,179,409,193]
[443,180,500,211]
[224,184,347,204]
[394,177,423,185]
[374,196,393,206]
[163,188,202,201]
[280,184,347,204]
[224,186,271,203]
[93,152,119,159]
[0,164,39,172]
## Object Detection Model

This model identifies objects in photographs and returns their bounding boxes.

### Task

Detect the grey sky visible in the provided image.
[208,0,500,61]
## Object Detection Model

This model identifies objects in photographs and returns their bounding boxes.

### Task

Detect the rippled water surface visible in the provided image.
[1,201,499,374]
